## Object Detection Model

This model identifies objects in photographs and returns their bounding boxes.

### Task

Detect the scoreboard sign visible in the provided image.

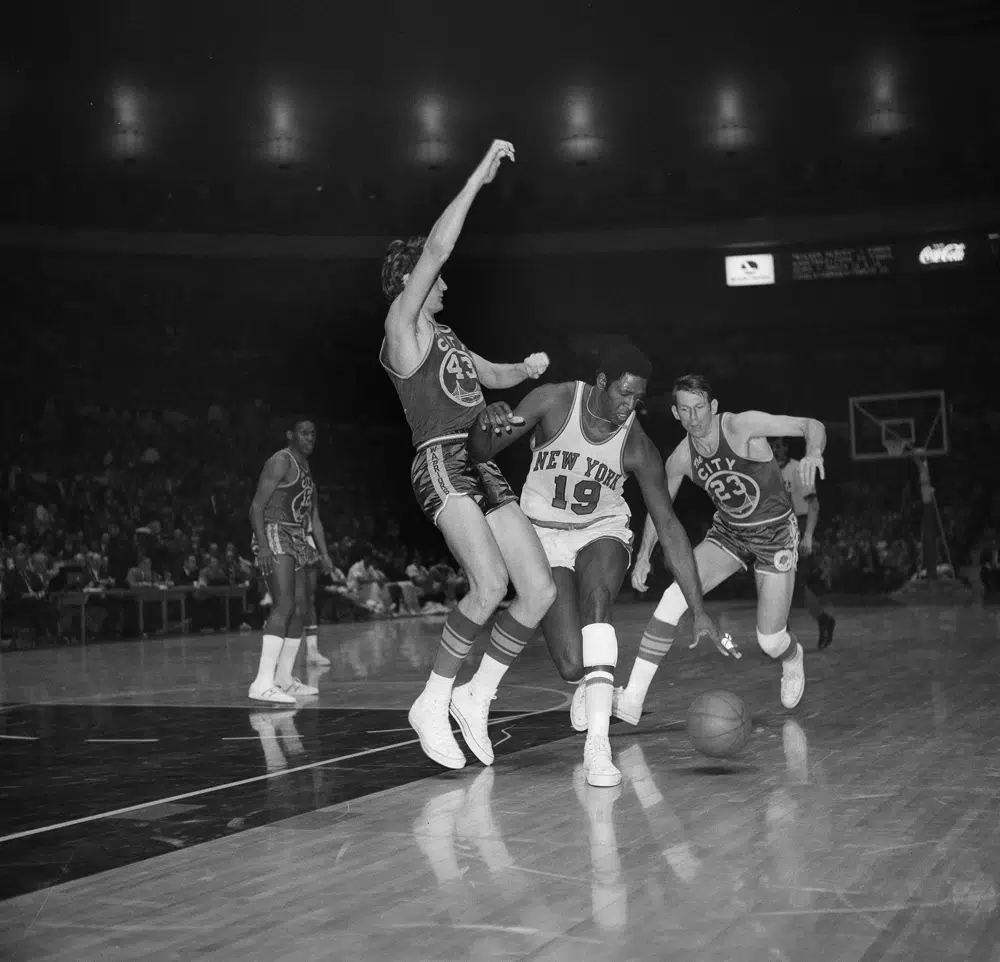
[725,253,775,287]
[790,245,894,281]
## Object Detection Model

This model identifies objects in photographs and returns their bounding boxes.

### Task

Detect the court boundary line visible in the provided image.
[0,700,568,845]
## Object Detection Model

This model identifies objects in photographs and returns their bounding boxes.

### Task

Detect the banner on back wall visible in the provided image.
[724,253,775,287]
[787,244,895,281]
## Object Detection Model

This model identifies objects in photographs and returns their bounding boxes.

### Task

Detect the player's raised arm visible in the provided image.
[730,410,826,486]
[627,427,732,657]
[383,140,514,366]
[248,453,289,576]
[469,350,550,390]
[467,383,564,463]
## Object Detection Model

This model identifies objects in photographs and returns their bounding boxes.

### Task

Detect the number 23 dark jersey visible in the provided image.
[687,413,792,528]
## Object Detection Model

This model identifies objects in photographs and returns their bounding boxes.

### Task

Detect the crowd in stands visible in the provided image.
[0,403,468,647]
[2,402,998,648]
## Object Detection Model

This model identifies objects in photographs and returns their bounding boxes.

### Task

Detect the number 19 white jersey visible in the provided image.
[520,381,635,529]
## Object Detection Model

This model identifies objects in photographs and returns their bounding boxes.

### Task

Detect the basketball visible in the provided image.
[687,690,752,758]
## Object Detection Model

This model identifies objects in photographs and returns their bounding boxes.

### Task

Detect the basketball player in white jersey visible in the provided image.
[770,436,836,649]
[468,345,727,787]
[625,375,825,724]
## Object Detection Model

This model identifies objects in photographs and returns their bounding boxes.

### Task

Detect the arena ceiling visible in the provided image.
[1,0,998,232]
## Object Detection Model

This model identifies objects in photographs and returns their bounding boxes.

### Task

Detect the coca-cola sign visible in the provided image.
[918,242,966,265]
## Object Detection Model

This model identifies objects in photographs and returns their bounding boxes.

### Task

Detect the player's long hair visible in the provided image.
[381,237,427,301]
[596,343,652,386]
[671,373,714,405]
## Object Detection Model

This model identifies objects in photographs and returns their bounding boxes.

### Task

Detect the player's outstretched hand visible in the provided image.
[631,557,651,592]
[522,352,550,379]
[472,139,515,186]
[799,454,825,487]
[319,554,335,577]
[477,402,525,436]
[689,611,741,659]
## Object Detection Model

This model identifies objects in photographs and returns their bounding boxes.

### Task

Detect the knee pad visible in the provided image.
[582,622,618,669]
[756,626,790,658]
[653,582,689,625]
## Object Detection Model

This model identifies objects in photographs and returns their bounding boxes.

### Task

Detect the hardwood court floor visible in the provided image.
[1,599,999,961]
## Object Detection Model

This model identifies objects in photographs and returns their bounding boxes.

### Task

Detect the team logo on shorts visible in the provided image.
[773,548,796,572]
[704,471,761,520]
[439,348,484,408]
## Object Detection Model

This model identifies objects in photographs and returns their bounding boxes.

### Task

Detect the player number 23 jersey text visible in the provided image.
[687,414,791,528]
[521,382,635,529]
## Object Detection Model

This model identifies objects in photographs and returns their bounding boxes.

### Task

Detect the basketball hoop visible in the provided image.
[882,438,911,458]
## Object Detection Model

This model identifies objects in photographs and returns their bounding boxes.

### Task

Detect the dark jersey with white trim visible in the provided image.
[380,324,486,448]
[687,414,791,527]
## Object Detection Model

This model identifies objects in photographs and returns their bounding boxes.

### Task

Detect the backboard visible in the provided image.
[848,390,949,462]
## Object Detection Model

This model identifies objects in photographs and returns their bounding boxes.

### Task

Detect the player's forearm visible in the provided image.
[804,500,819,540]
[804,419,826,459]
[636,513,659,563]
[481,361,528,390]
[249,503,269,549]
[656,515,707,615]
[426,179,484,259]
[312,516,330,557]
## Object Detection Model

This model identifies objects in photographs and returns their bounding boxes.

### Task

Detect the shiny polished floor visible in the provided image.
[1,599,999,961]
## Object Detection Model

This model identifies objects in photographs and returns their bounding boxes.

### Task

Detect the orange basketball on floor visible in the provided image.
[687,690,752,758]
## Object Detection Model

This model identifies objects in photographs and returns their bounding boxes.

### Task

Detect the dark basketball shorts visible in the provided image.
[704,512,799,576]
[411,436,518,526]
[252,522,319,572]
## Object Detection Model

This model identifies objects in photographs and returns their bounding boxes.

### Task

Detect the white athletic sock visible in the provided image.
[304,631,320,655]
[275,637,302,685]
[582,623,618,740]
[253,634,284,688]
[470,653,507,698]
[626,658,659,704]
[424,671,455,700]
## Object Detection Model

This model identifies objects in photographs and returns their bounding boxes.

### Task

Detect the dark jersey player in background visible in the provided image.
[380,138,556,772]
[248,419,335,704]
[468,345,727,788]
[626,374,826,722]
[771,436,836,650]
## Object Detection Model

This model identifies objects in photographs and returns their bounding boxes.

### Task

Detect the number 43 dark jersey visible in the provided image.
[687,413,792,528]
[521,381,635,529]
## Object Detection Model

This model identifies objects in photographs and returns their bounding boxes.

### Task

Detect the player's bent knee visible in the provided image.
[756,626,790,658]
[654,582,689,625]
[551,643,585,682]
[582,623,618,669]
[466,569,508,611]
[531,574,558,612]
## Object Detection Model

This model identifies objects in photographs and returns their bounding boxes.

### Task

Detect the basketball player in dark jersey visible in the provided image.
[625,374,826,720]
[380,139,557,771]
[248,418,335,704]
[468,345,727,787]
[770,436,836,649]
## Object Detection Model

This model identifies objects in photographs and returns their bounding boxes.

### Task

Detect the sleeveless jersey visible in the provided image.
[521,382,635,528]
[687,414,791,527]
[262,449,314,526]
[380,323,486,449]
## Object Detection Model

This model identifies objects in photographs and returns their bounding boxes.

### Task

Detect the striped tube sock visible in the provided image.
[431,608,484,680]
[304,626,320,654]
[470,610,537,697]
[626,617,676,703]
